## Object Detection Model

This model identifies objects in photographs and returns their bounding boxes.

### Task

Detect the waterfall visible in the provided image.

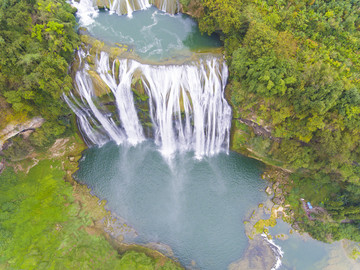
[70,0,99,26]
[72,0,179,17]
[63,93,110,146]
[152,0,179,14]
[66,50,231,157]
[66,50,145,146]
[261,233,284,270]
[96,52,146,145]
[109,0,150,16]
[141,58,231,158]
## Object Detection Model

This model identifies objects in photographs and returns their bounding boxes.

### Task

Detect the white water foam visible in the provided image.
[70,0,99,26]
[66,50,231,158]
[261,233,284,270]
[73,0,179,19]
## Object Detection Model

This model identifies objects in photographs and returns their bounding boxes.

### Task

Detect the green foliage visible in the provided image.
[199,0,243,34]
[196,0,360,241]
[179,0,191,6]
[0,0,80,141]
[2,135,32,161]
[0,161,182,269]
[29,121,67,149]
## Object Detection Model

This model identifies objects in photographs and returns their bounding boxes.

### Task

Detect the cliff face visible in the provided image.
[0,117,44,151]
[179,0,204,18]
[95,0,180,14]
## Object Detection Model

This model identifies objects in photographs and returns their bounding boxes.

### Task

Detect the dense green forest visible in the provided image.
[0,0,79,147]
[185,0,360,242]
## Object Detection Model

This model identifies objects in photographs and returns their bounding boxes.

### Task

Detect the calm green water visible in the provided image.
[76,141,267,270]
[269,221,331,270]
[79,7,221,60]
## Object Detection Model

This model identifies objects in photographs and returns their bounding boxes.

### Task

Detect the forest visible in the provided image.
[192,0,360,242]
[0,0,360,262]
[0,0,80,148]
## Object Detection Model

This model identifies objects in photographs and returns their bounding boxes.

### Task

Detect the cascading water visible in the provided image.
[70,0,99,26]
[72,0,178,17]
[65,50,145,146]
[110,0,150,16]
[66,50,231,158]
[152,0,179,14]
[141,58,231,158]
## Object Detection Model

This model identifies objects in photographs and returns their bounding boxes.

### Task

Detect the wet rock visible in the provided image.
[292,222,300,231]
[116,235,124,242]
[229,235,277,270]
[20,129,34,139]
[275,233,289,240]
[0,117,44,150]
[96,0,110,9]
[265,186,273,195]
[276,211,284,219]
[273,196,285,205]
[145,242,175,258]
[0,160,5,174]
[273,181,280,190]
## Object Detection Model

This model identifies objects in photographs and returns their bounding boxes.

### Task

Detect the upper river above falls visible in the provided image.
[75,2,221,61]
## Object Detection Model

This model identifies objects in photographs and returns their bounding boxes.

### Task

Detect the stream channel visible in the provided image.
[70,1,360,269]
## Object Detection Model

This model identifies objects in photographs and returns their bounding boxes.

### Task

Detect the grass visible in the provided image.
[0,135,182,269]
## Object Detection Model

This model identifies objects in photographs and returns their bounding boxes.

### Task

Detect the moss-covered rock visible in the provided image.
[97,0,110,9]
[88,70,111,97]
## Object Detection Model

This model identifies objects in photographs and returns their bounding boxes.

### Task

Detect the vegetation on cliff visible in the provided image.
[0,0,80,147]
[194,0,360,242]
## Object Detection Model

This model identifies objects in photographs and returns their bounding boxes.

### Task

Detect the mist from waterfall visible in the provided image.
[65,50,231,158]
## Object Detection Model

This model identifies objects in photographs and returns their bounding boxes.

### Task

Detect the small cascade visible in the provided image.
[70,0,99,26]
[66,50,231,157]
[63,93,110,146]
[152,0,179,14]
[261,233,284,270]
[66,49,145,146]
[96,52,145,145]
[72,0,179,17]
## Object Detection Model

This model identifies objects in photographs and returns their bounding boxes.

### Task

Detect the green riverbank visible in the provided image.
[0,133,183,269]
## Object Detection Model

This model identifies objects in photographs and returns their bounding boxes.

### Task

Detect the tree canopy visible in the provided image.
[198,0,360,242]
[0,0,79,144]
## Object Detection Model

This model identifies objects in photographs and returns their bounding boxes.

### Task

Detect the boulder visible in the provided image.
[0,117,44,150]
[265,186,273,195]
